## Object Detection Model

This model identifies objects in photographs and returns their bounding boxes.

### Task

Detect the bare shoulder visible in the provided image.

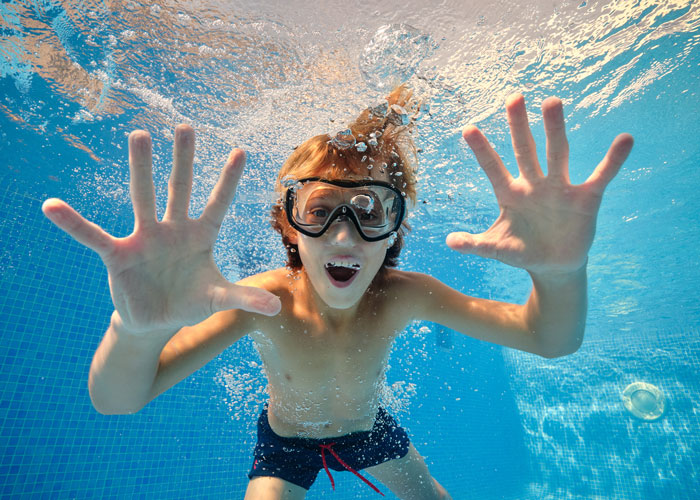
[234,266,292,321]
[377,268,489,325]
[372,269,443,320]
[379,269,441,295]
[236,267,292,294]
[381,268,435,285]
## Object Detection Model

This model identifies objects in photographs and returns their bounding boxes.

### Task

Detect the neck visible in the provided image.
[297,269,364,331]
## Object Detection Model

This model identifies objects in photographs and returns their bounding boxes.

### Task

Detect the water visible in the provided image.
[2,0,699,498]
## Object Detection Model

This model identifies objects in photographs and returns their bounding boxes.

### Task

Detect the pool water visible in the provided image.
[1,1,699,498]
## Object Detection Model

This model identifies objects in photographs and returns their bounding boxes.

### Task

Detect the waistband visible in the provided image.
[261,403,384,445]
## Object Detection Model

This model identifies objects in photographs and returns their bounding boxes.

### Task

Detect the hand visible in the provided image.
[446,94,634,275]
[42,125,281,336]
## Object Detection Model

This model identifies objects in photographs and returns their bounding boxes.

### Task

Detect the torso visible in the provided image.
[245,267,412,438]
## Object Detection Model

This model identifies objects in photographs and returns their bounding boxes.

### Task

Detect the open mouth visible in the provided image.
[324,260,361,287]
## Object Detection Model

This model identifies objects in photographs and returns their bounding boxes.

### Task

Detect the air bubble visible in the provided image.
[330,129,356,150]
[386,104,409,126]
[281,175,298,188]
[359,24,438,91]
[369,102,388,117]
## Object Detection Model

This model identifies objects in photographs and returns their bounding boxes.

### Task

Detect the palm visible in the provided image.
[475,176,598,273]
[42,125,280,335]
[104,218,224,331]
[448,95,633,275]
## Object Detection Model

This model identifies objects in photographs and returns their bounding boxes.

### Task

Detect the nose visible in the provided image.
[326,215,359,245]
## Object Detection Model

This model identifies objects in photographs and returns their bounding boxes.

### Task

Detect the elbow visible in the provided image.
[90,397,143,415]
[539,341,583,359]
[92,404,142,416]
[540,349,574,359]
[533,326,584,359]
[89,385,145,415]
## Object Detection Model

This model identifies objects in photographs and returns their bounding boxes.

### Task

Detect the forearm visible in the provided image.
[525,263,588,358]
[88,311,177,415]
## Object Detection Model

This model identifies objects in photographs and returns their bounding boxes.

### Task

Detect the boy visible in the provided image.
[41,86,633,499]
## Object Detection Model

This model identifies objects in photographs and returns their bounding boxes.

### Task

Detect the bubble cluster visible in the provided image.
[329,128,356,150]
[359,23,438,91]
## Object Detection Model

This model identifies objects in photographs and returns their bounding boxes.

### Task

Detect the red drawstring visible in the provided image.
[319,443,385,496]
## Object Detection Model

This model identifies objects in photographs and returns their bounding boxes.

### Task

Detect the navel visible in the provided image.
[285,373,292,381]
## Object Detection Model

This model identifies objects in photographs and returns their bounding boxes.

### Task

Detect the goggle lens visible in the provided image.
[285,179,404,241]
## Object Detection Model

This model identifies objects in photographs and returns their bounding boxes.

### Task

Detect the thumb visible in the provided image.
[210,284,282,316]
[446,231,492,258]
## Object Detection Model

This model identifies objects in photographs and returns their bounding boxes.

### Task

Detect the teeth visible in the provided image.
[325,260,361,270]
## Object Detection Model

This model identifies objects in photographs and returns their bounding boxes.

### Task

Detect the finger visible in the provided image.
[42,198,115,257]
[211,284,281,316]
[541,96,570,182]
[506,93,543,180]
[584,133,634,195]
[164,124,195,221]
[446,231,496,259]
[128,130,157,228]
[200,148,246,230]
[462,125,513,195]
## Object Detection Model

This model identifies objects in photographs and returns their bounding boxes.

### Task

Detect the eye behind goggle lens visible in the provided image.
[286,180,404,240]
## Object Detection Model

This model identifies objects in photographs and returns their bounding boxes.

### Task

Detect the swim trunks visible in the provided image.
[247,404,410,495]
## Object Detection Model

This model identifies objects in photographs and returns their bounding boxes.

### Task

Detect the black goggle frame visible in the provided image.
[284,177,406,242]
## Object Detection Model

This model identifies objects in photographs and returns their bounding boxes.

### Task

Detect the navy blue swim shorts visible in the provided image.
[247,404,410,493]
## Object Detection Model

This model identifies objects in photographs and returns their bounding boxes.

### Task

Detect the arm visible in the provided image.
[87,316,175,415]
[89,307,257,414]
[415,95,632,358]
[403,265,584,358]
[43,125,280,414]
[404,271,582,358]
[525,265,587,357]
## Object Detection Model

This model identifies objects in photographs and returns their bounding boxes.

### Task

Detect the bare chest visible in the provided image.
[257,317,396,392]
[251,309,406,436]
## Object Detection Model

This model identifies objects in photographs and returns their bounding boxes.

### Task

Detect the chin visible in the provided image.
[319,285,367,310]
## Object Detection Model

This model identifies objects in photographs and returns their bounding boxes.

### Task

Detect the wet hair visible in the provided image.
[270,84,420,271]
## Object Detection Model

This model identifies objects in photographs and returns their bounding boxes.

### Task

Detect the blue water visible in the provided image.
[2,1,699,498]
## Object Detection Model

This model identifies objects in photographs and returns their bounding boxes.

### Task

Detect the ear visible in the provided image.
[287,229,298,245]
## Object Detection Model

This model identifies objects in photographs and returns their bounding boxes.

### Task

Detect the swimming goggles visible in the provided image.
[284,177,406,242]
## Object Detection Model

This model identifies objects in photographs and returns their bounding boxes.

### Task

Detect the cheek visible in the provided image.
[295,237,308,262]
[296,234,318,267]
[367,240,389,268]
